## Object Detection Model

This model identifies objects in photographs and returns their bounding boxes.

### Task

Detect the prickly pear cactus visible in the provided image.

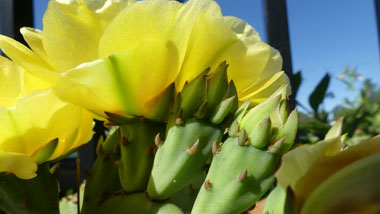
[148,62,238,200]
[192,88,298,214]
[81,129,122,214]
[117,119,165,192]
[97,193,184,214]
[0,164,59,214]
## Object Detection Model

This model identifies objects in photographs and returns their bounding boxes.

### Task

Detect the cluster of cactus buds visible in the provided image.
[147,62,238,201]
[60,62,298,214]
[192,86,298,214]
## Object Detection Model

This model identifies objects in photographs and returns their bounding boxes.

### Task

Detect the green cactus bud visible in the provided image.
[191,137,279,214]
[240,95,281,134]
[147,118,223,200]
[249,117,271,148]
[233,100,250,123]
[270,109,299,154]
[180,69,208,118]
[31,138,58,164]
[206,61,229,113]
[81,129,122,214]
[0,164,59,214]
[324,117,343,140]
[210,95,237,124]
[98,193,184,214]
[118,119,165,192]
[144,83,175,121]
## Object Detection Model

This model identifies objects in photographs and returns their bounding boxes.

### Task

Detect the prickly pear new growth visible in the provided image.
[192,87,298,214]
[81,129,122,214]
[118,119,165,192]
[148,62,238,200]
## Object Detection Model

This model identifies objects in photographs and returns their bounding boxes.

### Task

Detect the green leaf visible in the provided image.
[309,73,330,113]
[301,153,380,214]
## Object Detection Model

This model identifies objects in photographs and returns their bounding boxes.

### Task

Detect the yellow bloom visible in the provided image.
[0,56,93,179]
[0,0,289,120]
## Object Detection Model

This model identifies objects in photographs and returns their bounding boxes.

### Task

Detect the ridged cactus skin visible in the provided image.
[98,193,184,214]
[118,119,165,192]
[191,137,279,214]
[148,62,237,200]
[81,129,122,214]
[0,164,59,214]
[192,89,298,214]
[148,118,223,200]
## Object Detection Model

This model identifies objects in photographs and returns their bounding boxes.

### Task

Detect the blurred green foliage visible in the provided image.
[296,68,380,145]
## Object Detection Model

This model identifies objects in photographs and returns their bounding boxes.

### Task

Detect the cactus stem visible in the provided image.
[113,143,121,155]
[111,190,126,197]
[195,100,208,119]
[121,135,129,147]
[146,146,154,155]
[237,168,248,182]
[268,137,286,154]
[238,129,247,146]
[97,199,105,207]
[113,160,121,165]
[187,139,200,155]
[155,133,163,148]
[18,199,31,208]
[102,153,110,161]
[204,179,212,190]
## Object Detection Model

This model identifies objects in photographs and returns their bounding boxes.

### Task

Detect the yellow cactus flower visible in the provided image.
[0,0,289,121]
[0,56,93,179]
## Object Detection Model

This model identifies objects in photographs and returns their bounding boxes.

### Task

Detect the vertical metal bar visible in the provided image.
[375,0,380,61]
[13,0,34,45]
[264,0,295,108]
[0,0,33,44]
[0,0,14,38]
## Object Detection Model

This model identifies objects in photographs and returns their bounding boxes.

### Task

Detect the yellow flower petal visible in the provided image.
[55,58,127,118]
[84,0,135,29]
[0,56,24,107]
[42,0,102,71]
[99,0,182,58]
[56,39,178,120]
[239,72,290,104]
[0,150,37,179]
[175,13,238,90]
[0,35,57,83]
[20,27,55,68]
[0,56,50,107]
[0,89,83,157]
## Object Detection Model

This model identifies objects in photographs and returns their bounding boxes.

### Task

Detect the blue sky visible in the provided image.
[33,0,380,111]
